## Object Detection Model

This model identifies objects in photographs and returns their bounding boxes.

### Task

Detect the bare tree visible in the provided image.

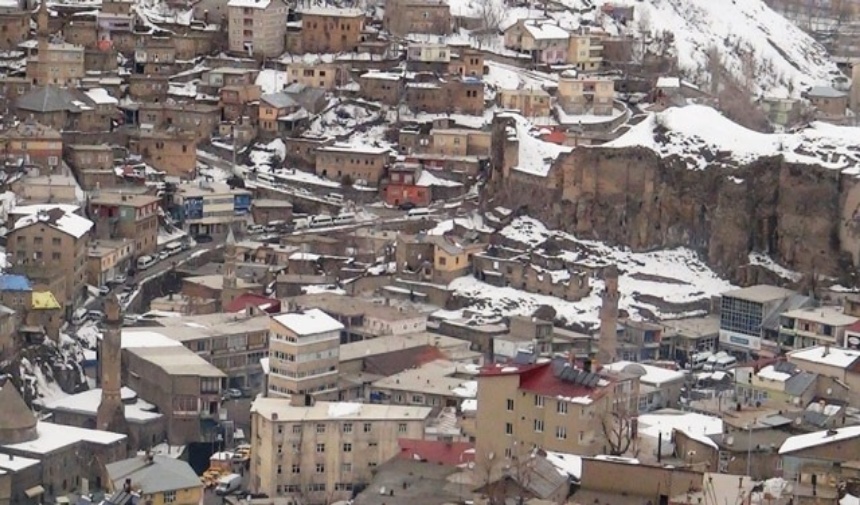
[475,442,537,505]
[601,410,635,456]
[475,0,504,48]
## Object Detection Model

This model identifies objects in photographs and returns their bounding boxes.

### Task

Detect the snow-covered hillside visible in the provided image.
[609,0,841,97]
[606,105,860,173]
[448,216,735,329]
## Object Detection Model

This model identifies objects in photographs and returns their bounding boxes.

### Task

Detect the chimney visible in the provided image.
[823,344,830,357]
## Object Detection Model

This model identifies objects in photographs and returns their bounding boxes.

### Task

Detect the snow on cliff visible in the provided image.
[606,105,860,173]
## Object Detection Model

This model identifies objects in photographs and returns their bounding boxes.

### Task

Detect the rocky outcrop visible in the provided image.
[486,145,860,285]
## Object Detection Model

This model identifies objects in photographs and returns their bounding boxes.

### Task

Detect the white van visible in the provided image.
[294,217,309,230]
[215,473,242,496]
[334,212,355,225]
[407,207,432,219]
[713,355,738,371]
[687,351,713,371]
[703,351,729,372]
[164,242,183,256]
[137,255,156,270]
[311,215,333,228]
[327,193,344,203]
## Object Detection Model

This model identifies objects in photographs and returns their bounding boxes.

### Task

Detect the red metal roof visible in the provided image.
[480,361,608,401]
[224,293,282,314]
[397,438,475,466]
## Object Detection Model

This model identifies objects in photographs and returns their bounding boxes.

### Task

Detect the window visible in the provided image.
[534,419,544,432]
[505,422,513,435]
[556,426,567,439]
[342,462,352,472]
[343,443,352,452]
[315,463,325,473]
[363,423,372,433]
[277,464,283,474]
[51,237,61,246]
[292,464,300,474]
[316,423,326,434]
[535,395,545,408]
[557,402,568,414]
[343,422,353,433]
[163,492,176,503]
[411,394,424,404]
[52,252,60,260]
[398,423,407,433]
[292,424,302,434]
[277,444,283,454]
[439,257,447,265]
[506,399,514,411]
[504,447,512,458]
[579,431,584,442]
[316,443,325,453]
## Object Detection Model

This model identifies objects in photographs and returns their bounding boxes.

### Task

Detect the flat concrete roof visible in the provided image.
[722,285,796,303]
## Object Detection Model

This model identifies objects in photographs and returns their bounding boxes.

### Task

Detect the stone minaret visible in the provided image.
[97,294,128,435]
[36,0,49,53]
[597,264,619,364]
[221,227,239,309]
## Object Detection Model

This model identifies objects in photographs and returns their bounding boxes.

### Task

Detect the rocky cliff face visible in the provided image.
[487,145,859,285]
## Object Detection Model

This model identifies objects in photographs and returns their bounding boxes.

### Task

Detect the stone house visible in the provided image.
[251,199,293,224]
[132,102,221,141]
[299,7,364,54]
[66,144,116,190]
[198,67,258,95]
[128,127,198,177]
[675,427,789,481]
[86,238,135,286]
[504,19,569,65]
[383,0,451,36]
[26,42,86,87]
[281,55,348,90]
[448,46,484,77]
[429,128,491,157]
[88,192,160,258]
[430,234,485,284]
[778,425,860,501]
[220,84,262,122]
[405,43,451,73]
[258,92,305,135]
[314,142,390,186]
[127,74,169,101]
[499,87,552,117]
[0,6,29,50]
[806,86,850,123]
[0,120,62,174]
[358,71,404,105]
[15,86,117,133]
[133,36,176,75]
[284,136,331,169]
[406,77,484,115]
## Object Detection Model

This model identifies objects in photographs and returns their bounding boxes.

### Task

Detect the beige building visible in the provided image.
[89,192,161,257]
[144,311,270,391]
[7,207,92,312]
[281,56,348,90]
[227,0,288,57]
[567,31,604,71]
[475,359,632,465]
[430,128,491,157]
[26,43,86,87]
[557,74,615,116]
[86,239,135,286]
[315,143,390,186]
[268,309,345,398]
[249,397,432,503]
[499,88,552,118]
[298,8,364,54]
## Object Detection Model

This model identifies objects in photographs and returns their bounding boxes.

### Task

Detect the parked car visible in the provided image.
[224,388,243,399]
[398,201,417,211]
[112,274,127,285]
[98,285,110,297]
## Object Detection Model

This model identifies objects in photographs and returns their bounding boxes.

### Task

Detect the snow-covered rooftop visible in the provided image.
[605,105,860,174]
[3,421,125,454]
[272,308,345,336]
[228,0,271,8]
[13,208,93,239]
[788,346,860,369]
[317,142,390,155]
[502,113,572,177]
[522,20,569,40]
[638,410,723,449]
[756,365,793,382]
[779,425,860,454]
[0,452,40,472]
[416,170,462,187]
[603,361,685,386]
[44,387,162,422]
[84,87,118,105]
[120,330,185,349]
[544,451,582,481]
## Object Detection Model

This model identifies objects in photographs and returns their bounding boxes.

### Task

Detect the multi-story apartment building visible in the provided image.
[405,77,484,115]
[0,120,62,174]
[134,102,221,141]
[66,144,115,190]
[249,396,432,503]
[7,207,93,314]
[557,75,615,116]
[0,4,30,50]
[429,128,491,157]
[499,88,552,118]
[121,329,226,445]
[357,72,403,106]
[299,8,364,54]
[383,0,451,36]
[26,42,86,87]
[146,311,270,391]
[267,309,344,398]
[503,19,569,64]
[718,285,800,354]
[567,31,603,71]
[227,0,288,57]
[475,358,633,464]
[86,239,135,286]
[314,143,390,186]
[128,127,198,177]
[777,306,858,351]
[281,56,348,90]
[172,181,252,237]
[89,191,160,257]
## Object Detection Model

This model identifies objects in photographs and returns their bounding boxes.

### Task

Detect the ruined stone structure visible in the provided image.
[97,294,128,436]
[472,250,591,301]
